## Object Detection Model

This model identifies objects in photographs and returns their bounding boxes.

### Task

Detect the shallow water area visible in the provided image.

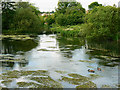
[0,34,119,88]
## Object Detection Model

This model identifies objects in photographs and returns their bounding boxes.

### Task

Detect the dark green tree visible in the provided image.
[88,2,102,10]
[84,6,119,40]
[55,0,79,14]
[2,2,16,30]
[17,2,40,16]
[10,8,43,33]
[55,1,85,26]
[46,15,55,26]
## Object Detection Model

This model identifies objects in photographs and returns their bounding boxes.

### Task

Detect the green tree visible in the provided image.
[84,6,119,40]
[10,8,43,33]
[88,2,102,10]
[55,1,85,26]
[56,14,66,26]
[2,2,16,30]
[46,15,55,26]
[55,0,79,14]
[17,2,40,16]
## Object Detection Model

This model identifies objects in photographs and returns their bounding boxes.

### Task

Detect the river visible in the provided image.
[0,34,119,88]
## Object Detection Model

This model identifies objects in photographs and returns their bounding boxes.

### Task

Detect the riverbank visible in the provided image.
[51,24,120,41]
[51,24,84,37]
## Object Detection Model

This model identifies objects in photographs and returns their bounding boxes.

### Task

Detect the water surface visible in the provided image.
[0,34,119,88]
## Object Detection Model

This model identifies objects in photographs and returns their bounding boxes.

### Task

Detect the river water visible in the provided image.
[0,34,120,88]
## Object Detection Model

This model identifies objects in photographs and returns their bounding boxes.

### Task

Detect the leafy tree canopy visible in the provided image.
[88,2,102,10]
[84,6,119,40]
[55,0,81,14]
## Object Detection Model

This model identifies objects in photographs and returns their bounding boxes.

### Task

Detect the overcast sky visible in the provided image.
[22,0,119,12]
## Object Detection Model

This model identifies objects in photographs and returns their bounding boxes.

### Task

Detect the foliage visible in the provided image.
[55,1,85,26]
[2,2,16,30]
[51,24,82,37]
[2,1,45,34]
[45,15,55,26]
[88,2,102,10]
[55,0,79,14]
[17,2,40,16]
[10,8,43,34]
[55,14,67,26]
[83,6,119,40]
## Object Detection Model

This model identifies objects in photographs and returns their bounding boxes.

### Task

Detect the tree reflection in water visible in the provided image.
[1,38,38,69]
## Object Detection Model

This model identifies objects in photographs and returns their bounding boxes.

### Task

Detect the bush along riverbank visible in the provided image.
[49,2,120,41]
[51,24,84,37]
[2,2,52,35]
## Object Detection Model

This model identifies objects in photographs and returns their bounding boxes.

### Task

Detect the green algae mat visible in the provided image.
[0,70,99,88]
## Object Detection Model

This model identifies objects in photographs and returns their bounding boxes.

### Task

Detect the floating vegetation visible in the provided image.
[37,49,59,51]
[20,70,48,76]
[30,77,63,88]
[0,35,33,40]
[61,76,85,85]
[0,70,63,88]
[2,70,20,79]
[61,73,90,85]
[1,80,12,86]
[101,85,111,88]
[76,81,97,88]
[49,36,56,38]
[68,73,89,80]
[20,71,38,76]
[87,66,94,68]
[95,55,119,61]
[17,82,44,88]
[47,46,56,48]
[60,73,97,88]
[89,74,101,79]
[79,60,95,63]
[55,70,67,74]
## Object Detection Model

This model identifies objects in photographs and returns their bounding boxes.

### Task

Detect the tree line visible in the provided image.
[2,2,45,34]
[1,0,120,41]
[46,0,120,41]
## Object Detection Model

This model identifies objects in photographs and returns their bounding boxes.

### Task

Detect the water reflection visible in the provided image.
[57,36,85,58]
[1,38,38,70]
[1,39,38,54]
